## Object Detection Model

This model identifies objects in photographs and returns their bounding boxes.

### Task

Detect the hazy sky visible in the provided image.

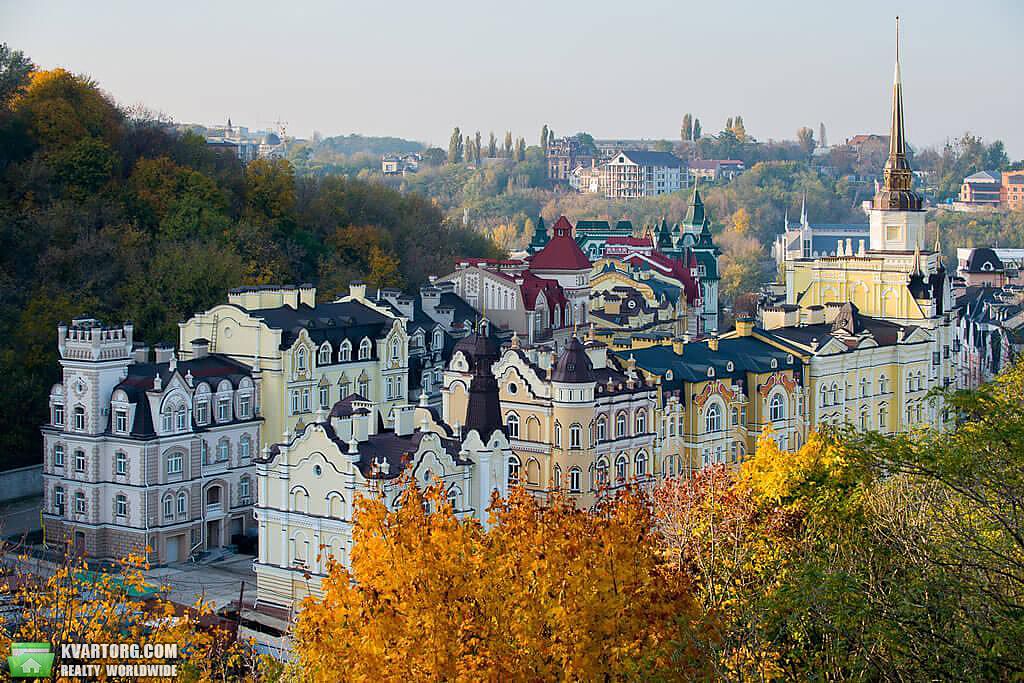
[4,0,1023,157]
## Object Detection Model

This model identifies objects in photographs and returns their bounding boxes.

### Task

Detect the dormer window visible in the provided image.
[707,368,715,378]
[53,404,65,426]
[114,410,128,434]
[359,338,372,360]
[339,340,352,362]
[196,400,209,425]
[391,340,401,361]
[432,330,444,351]
[318,343,332,366]
[296,347,307,371]
[239,394,251,418]
[175,405,187,431]
[217,397,230,422]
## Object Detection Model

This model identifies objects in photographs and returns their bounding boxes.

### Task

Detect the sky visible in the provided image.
[4,0,1023,157]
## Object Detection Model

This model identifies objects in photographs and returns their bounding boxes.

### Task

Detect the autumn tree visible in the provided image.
[503,130,513,157]
[732,115,746,142]
[681,113,693,142]
[796,126,816,157]
[489,223,518,252]
[486,131,497,157]
[0,43,33,106]
[474,130,482,164]
[693,118,702,140]
[293,485,707,680]
[448,126,463,164]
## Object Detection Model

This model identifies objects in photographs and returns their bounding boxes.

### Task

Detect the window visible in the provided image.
[569,423,582,448]
[885,224,901,242]
[74,449,86,472]
[820,385,829,407]
[769,393,785,422]
[177,492,187,516]
[162,408,172,433]
[319,343,332,366]
[731,407,739,425]
[290,390,300,415]
[54,487,65,514]
[240,477,251,502]
[615,454,628,482]
[319,385,330,410]
[507,455,520,486]
[879,375,889,394]
[635,452,647,477]
[554,423,562,447]
[74,406,86,431]
[616,412,627,437]
[115,494,127,518]
[433,329,444,350]
[54,444,64,468]
[860,378,869,398]
[239,394,251,418]
[240,436,251,460]
[705,403,722,433]
[74,492,86,514]
[339,380,351,399]
[53,404,64,426]
[569,467,582,493]
[115,451,127,476]
[217,440,229,461]
[391,340,400,361]
[860,407,869,431]
[164,496,173,520]
[635,410,647,434]
[358,338,372,360]
[506,413,519,439]
[595,459,609,487]
[195,400,209,425]
[553,465,561,489]
[296,347,307,371]
[597,416,607,442]
[339,340,352,362]
[301,388,311,413]
[175,405,186,431]
[358,380,370,397]
[167,452,183,475]
[200,441,209,464]
[879,404,888,430]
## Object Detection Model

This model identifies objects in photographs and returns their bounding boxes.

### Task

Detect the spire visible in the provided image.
[800,192,809,229]
[783,208,789,232]
[873,16,922,211]
[911,242,923,276]
[683,178,706,230]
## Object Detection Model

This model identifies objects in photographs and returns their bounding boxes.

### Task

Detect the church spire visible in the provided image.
[873,16,922,212]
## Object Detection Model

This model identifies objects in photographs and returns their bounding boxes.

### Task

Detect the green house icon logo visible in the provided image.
[8,642,54,678]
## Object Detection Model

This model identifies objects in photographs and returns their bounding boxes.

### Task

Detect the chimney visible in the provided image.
[190,338,209,359]
[858,239,866,256]
[298,283,316,307]
[845,238,853,256]
[332,415,353,443]
[347,438,360,463]
[352,410,370,442]
[735,317,754,337]
[132,344,150,364]
[154,343,174,364]
[349,281,367,301]
[836,240,845,257]
[394,405,415,437]
[672,337,685,354]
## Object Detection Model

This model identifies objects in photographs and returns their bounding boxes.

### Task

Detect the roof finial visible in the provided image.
[800,192,808,229]
[783,207,789,232]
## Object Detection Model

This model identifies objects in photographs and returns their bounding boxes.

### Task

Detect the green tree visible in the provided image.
[503,130,513,157]
[818,121,827,148]
[0,43,33,107]
[50,136,117,198]
[693,118,702,140]
[681,113,693,142]
[487,131,497,158]
[725,117,733,133]
[245,157,296,225]
[474,130,482,164]
[540,124,549,150]
[448,126,463,164]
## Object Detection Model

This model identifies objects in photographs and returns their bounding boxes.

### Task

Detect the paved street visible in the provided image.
[144,553,257,610]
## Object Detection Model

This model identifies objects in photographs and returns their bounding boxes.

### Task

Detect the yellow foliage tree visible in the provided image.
[13,69,122,149]
[489,223,518,252]
[293,485,706,681]
[729,207,752,235]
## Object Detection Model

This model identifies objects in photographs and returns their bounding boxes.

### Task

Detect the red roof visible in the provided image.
[606,236,653,247]
[518,271,569,326]
[619,250,701,305]
[529,216,591,271]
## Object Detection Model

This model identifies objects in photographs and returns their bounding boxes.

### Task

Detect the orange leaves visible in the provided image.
[293,484,704,681]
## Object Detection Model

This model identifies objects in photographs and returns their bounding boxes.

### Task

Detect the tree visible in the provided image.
[13,68,122,150]
[818,122,827,148]
[503,130,513,157]
[448,126,463,164]
[514,137,526,162]
[245,157,296,225]
[540,124,549,150]
[487,132,497,158]
[796,126,816,157]
[548,129,555,148]
[693,118,702,140]
[474,130,482,164]
[464,134,473,165]
[490,223,518,251]
[681,113,693,142]
[367,245,404,290]
[0,43,33,107]
[732,115,746,143]
[292,485,706,680]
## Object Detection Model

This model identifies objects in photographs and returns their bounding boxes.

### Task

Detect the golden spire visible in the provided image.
[874,16,922,212]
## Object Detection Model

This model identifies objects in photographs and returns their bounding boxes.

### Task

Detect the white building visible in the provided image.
[585,150,684,198]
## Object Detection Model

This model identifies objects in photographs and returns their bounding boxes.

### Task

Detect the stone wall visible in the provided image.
[0,464,43,503]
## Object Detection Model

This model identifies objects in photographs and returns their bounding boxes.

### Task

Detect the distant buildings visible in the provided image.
[772,198,871,267]
[953,170,1024,211]
[381,153,421,175]
[195,120,288,164]
[686,159,745,183]
[1003,170,1024,210]
[956,247,1024,288]
[546,136,596,182]
[571,150,684,198]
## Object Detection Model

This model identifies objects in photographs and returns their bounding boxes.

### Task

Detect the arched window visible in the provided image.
[635,451,647,477]
[860,377,869,398]
[879,403,888,431]
[615,454,628,482]
[339,340,352,362]
[769,393,785,422]
[819,385,829,407]
[447,486,461,511]
[596,416,607,442]
[860,406,869,431]
[163,495,173,520]
[433,329,444,351]
[879,375,888,394]
[595,459,609,487]
[318,343,332,366]
[505,412,519,439]
[554,422,562,447]
[296,347,307,371]
[177,492,187,516]
[507,454,521,487]
[831,382,840,405]
[358,338,372,360]
[390,339,401,361]
[731,406,739,425]
[569,467,582,493]
[705,402,722,433]
[569,424,582,449]
[74,406,86,431]
[635,410,647,434]
[291,487,308,514]
[615,412,627,437]
[553,465,561,489]
[175,404,186,431]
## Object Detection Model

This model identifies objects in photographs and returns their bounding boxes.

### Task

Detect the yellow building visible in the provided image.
[179,284,410,452]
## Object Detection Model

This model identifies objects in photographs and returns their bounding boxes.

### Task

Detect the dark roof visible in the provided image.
[318,423,470,480]
[551,337,596,383]
[329,393,370,418]
[964,247,1004,274]
[243,300,393,350]
[616,150,683,168]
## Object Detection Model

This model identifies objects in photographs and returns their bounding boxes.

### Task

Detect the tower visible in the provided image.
[869,17,926,253]
[55,318,134,436]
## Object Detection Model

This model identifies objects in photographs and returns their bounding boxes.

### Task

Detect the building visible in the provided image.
[958,171,1002,208]
[844,134,890,169]
[596,151,684,198]
[686,159,745,183]
[574,219,636,261]
[255,331,514,611]
[1001,170,1024,210]
[771,22,956,421]
[772,197,871,267]
[179,285,412,450]
[956,247,1024,287]
[954,285,1024,388]
[42,319,261,564]
[546,136,596,182]
[381,153,421,175]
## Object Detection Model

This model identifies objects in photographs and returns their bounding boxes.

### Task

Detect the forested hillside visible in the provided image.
[0,45,499,469]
